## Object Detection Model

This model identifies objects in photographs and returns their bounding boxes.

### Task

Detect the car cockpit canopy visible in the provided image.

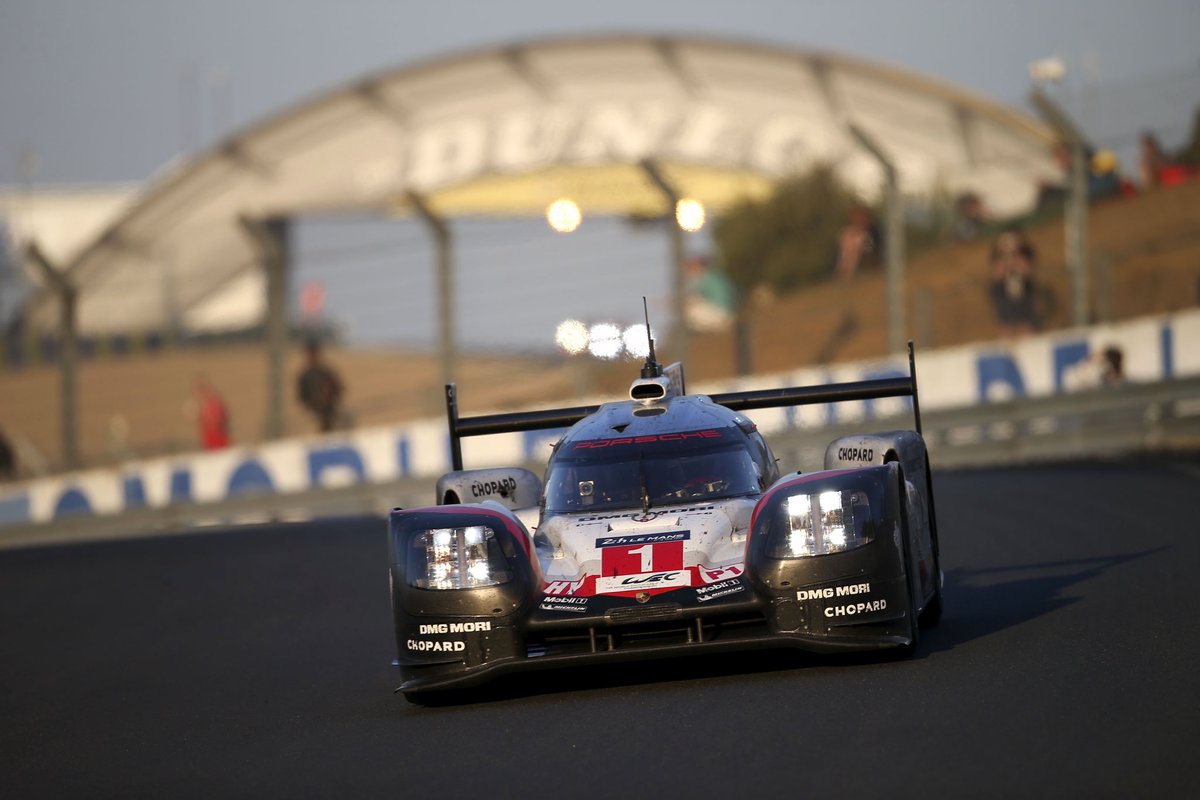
[543,427,763,513]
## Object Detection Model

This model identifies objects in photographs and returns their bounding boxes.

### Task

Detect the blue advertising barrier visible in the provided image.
[2,309,1196,529]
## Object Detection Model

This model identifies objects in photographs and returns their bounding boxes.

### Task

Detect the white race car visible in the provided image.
[388,345,942,702]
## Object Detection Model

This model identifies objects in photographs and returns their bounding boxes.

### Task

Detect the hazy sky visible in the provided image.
[1,0,1197,350]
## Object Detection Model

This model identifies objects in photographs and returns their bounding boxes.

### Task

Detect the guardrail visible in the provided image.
[925,376,1200,466]
[0,475,434,550]
[767,375,1200,470]
[2,376,1198,550]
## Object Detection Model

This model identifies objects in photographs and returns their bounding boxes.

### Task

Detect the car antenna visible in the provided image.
[640,296,662,379]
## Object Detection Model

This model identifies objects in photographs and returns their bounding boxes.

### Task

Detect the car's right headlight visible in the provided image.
[768,489,874,558]
[408,525,514,590]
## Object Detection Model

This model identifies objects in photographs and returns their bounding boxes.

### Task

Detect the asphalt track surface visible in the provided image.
[3,460,1199,798]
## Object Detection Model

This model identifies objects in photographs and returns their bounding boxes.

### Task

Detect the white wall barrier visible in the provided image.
[2,308,1196,529]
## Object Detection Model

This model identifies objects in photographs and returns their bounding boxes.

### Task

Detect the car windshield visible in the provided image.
[544,442,760,514]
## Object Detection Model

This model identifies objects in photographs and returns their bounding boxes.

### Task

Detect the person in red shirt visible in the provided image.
[194,377,231,450]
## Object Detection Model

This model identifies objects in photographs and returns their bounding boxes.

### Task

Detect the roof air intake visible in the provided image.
[630,377,671,403]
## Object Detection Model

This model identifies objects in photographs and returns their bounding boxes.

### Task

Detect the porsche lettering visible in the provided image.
[572,430,721,450]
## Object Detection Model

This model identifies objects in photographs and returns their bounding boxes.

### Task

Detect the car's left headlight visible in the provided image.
[408,525,513,589]
[768,489,874,558]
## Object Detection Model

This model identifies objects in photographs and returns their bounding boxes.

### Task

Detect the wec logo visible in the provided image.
[596,569,691,594]
[619,571,681,585]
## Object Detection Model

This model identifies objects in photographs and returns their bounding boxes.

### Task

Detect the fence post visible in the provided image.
[25,244,80,469]
[238,216,291,440]
[848,124,906,354]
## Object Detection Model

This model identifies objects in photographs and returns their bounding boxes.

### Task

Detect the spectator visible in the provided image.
[987,228,1039,337]
[1070,345,1127,391]
[1088,150,1123,200]
[833,205,881,280]
[1100,346,1125,386]
[953,192,988,240]
[194,377,231,450]
[1139,132,1172,189]
[0,425,16,481]
[297,340,344,433]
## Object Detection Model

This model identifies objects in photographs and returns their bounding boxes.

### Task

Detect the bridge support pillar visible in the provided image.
[640,158,688,367]
[407,192,456,390]
[848,124,906,355]
[240,216,291,440]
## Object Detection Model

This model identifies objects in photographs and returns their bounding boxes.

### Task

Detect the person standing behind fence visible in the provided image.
[194,377,231,450]
[297,340,344,433]
[0,425,16,481]
[833,205,882,280]
[987,228,1040,337]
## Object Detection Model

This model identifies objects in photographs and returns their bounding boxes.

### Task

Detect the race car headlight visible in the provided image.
[408,526,513,590]
[769,489,874,558]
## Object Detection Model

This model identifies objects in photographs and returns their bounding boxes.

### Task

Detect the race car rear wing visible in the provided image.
[445,341,924,471]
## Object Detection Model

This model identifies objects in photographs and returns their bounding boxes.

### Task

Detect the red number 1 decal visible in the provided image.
[627,544,655,572]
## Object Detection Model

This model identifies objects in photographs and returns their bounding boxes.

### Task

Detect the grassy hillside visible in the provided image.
[684,178,1200,379]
